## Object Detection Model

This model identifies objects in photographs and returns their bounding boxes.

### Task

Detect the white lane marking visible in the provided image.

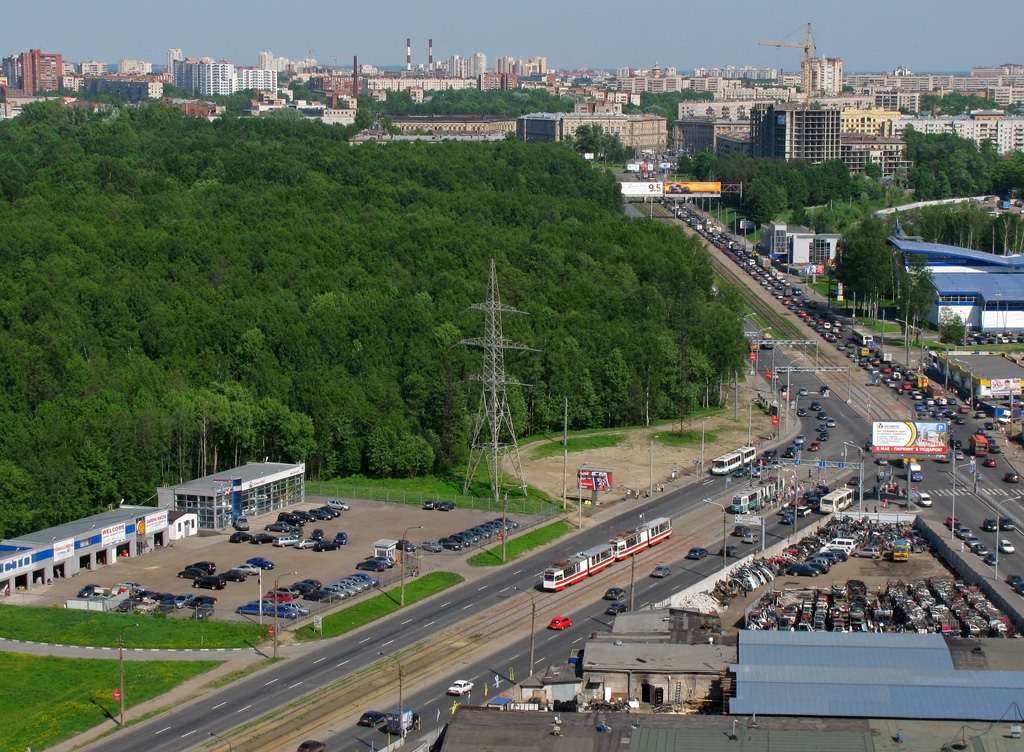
[513,569,523,576]
[337,660,349,667]
[402,619,413,625]
[289,681,303,689]
[478,585,488,590]
[424,621,435,628]
[314,656,327,664]
[265,678,278,686]
[155,727,171,735]
[212,702,226,710]
[237,704,252,713]
[382,639,394,647]
[180,730,197,738]
[440,601,452,608]
[359,637,371,644]
[462,603,473,609]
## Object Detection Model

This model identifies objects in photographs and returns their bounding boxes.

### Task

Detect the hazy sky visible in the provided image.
[4,0,1018,74]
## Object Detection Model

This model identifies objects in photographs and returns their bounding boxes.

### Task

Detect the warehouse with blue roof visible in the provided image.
[888,236,1024,333]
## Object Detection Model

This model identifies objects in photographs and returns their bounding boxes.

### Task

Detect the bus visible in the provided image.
[851,330,874,348]
[892,539,910,562]
[710,445,757,476]
[818,487,855,514]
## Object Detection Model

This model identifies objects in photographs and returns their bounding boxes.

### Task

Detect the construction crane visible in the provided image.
[759,23,814,103]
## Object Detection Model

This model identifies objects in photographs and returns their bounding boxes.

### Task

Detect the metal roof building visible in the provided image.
[730,631,1024,721]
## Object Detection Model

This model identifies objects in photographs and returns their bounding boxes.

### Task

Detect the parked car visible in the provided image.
[327,499,350,511]
[172,593,195,609]
[248,533,276,545]
[265,521,298,533]
[246,557,275,570]
[438,501,456,511]
[229,531,251,544]
[177,566,206,580]
[312,540,340,552]
[232,517,250,531]
[421,540,443,553]
[422,500,439,510]
[192,575,226,590]
[788,563,820,577]
[222,568,249,582]
[439,537,464,550]
[355,559,387,572]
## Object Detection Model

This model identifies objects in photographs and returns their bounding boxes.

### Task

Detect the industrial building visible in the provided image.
[517,112,668,152]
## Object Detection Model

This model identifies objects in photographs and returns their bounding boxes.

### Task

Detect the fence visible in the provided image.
[305,482,545,516]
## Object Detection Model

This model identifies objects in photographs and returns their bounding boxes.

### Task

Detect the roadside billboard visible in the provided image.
[578,467,613,492]
[989,378,1022,394]
[665,181,721,197]
[620,182,664,197]
[871,421,948,455]
[53,538,75,562]
[101,522,127,548]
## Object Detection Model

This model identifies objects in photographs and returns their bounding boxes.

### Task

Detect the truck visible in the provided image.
[625,163,641,173]
[879,351,893,363]
[892,540,910,562]
[386,708,417,734]
[970,433,989,457]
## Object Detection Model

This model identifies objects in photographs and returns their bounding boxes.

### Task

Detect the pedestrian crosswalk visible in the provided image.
[927,487,1019,498]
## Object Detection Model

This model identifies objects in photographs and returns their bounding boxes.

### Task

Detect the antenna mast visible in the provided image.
[461,259,532,501]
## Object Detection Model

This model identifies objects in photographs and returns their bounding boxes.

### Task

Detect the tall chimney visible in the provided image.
[429,39,433,67]
[353,55,358,98]
[407,38,412,71]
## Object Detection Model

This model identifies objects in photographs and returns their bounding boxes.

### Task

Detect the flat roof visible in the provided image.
[173,462,303,493]
[888,236,1024,269]
[2,505,159,548]
[932,270,1024,301]
[944,352,1024,381]
[583,641,735,675]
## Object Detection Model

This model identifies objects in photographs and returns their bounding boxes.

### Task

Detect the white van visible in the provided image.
[822,538,856,555]
[917,492,933,507]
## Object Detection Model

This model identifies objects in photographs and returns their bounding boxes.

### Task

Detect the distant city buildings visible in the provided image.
[2,49,63,94]
[172,56,276,95]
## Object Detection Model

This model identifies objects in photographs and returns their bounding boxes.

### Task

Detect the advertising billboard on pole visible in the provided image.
[577,467,613,491]
[871,421,948,455]
[664,181,722,197]
[620,182,664,197]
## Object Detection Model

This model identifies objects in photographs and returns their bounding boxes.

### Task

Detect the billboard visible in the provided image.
[989,378,1022,394]
[620,182,664,197]
[872,421,948,455]
[53,538,75,562]
[665,181,721,197]
[101,522,127,548]
[578,467,613,492]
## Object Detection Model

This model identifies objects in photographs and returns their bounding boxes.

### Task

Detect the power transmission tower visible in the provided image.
[461,259,532,501]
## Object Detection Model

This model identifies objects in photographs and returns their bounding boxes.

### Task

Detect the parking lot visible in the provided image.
[33,496,538,626]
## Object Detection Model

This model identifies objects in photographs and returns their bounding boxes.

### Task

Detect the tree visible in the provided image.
[745,173,787,225]
[864,162,883,180]
[938,308,967,346]
[692,153,718,181]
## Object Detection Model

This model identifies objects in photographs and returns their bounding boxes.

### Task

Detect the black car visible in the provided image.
[249,533,276,544]
[605,602,629,615]
[310,528,325,541]
[265,521,298,533]
[229,531,251,544]
[1001,517,1016,531]
[300,578,322,590]
[438,501,456,511]
[333,532,348,545]
[717,545,739,558]
[982,518,998,532]
[355,559,387,572]
[396,539,417,552]
[312,540,340,552]
[177,566,206,580]
[192,575,226,590]
[276,512,303,526]
[422,500,439,510]
[439,537,464,550]
[306,508,332,521]
[222,569,248,582]
[316,505,341,519]
[305,589,342,603]
[810,401,822,411]
[358,710,387,727]
[76,584,101,598]
[192,595,218,607]
[604,587,626,601]
[290,581,317,595]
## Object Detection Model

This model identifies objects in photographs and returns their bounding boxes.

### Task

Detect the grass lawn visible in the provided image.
[0,606,267,649]
[294,571,463,641]
[467,520,572,567]
[658,429,718,447]
[0,652,220,751]
[530,433,624,459]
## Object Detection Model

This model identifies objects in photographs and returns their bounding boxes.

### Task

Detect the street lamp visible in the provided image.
[400,525,424,606]
[703,500,729,570]
[379,651,406,737]
[515,586,538,676]
[209,731,234,752]
[118,623,139,727]
[272,570,297,659]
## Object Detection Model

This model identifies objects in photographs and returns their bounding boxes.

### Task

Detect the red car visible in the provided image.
[548,617,572,630]
[983,457,998,467]
[808,441,820,452]
[264,590,293,603]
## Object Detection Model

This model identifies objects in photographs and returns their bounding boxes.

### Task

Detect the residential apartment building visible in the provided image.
[364,76,476,93]
[83,78,163,102]
[892,111,1024,155]
[118,59,152,75]
[750,103,842,163]
[80,61,108,76]
[839,134,912,176]
[478,72,518,91]
[673,117,750,155]
[840,108,902,136]
[390,114,516,136]
[716,132,751,159]
[172,58,275,95]
[803,57,843,96]
[873,90,921,113]
[517,112,667,152]
[2,49,64,94]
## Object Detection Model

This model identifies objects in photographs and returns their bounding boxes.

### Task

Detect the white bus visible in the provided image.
[710,445,757,476]
[851,330,874,348]
[819,487,855,514]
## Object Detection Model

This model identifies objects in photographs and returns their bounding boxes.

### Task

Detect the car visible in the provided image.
[846,477,860,487]
[686,547,708,560]
[421,540,443,553]
[76,584,101,598]
[983,457,999,467]
[173,593,195,609]
[955,527,973,540]
[305,589,342,603]
[356,559,387,572]
[798,387,809,396]
[236,601,272,616]
[1001,517,1016,531]
[246,557,275,570]
[810,401,822,411]
[717,545,739,558]
[447,680,475,696]
[946,515,960,528]
[296,741,327,752]
[439,537,464,550]
[805,558,831,573]
[732,525,750,538]
[788,563,820,577]
[305,508,330,521]
[604,587,626,601]
[780,513,794,525]
[826,418,837,427]
[796,407,808,417]
[984,553,999,566]
[279,602,311,616]
[548,616,572,630]
[605,601,629,615]
[732,467,749,478]
[348,573,379,587]
[817,411,828,421]
[289,581,317,595]
[264,590,293,603]
[794,434,806,447]
[248,533,276,545]
[396,539,417,552]
[312,540,340,552]
[315,505,341,519]
[327,499,350,511]
[265,521,298,533]
[192,595,218,607]
[273,535,301,547]
[651,565,671,578]
[229,531,252,543]
[358,710,387,727]
[177,566,206,580]
[818,431,830,441]
[193,575,226,590]
[233,517,250,531]
[1005,472,1021,484]
[438,501,457,511]
[222,568,249,582]
[422,499,439,510]
[808,441,820,452]
[1001,540,1016,554]
[742,531,759,544]
[982,518,998,532]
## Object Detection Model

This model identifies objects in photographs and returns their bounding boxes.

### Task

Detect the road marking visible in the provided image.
[313,656,327,664]
[499,586,510,593]
[155,727,171,735]
[265,678,278,686]
[440,601,452,608]
[180,730,196,738]
[424,621,435,628]
[359,637,371,644]
[212,702,226,710]
[462,603,473,610]
[402,619,413,625]
[572,637,582,644]
[478,585,488,591]
[237,704,252,713]
[382,639,394,647]
[289,681,303,689]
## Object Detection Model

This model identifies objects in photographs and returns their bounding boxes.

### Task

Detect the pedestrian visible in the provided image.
[874,506,878,513]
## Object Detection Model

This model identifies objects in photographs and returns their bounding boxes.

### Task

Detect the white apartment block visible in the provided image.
[80,61,107,76]
[892,111,1024,155]
[364,76,476,93]
[237,67,277,92]
[118,59,152,75]
[166,48,183,74]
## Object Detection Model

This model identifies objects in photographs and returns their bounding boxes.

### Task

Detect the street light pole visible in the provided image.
[209,731,234,752]
[703,500,728,570]
[272,570,297,659]
[400,525,424,606]
[379,651,406,737]
[515,587,537,677]
[119,623,138,727]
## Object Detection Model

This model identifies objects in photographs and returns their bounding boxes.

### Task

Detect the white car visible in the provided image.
[917,492,932,507]
[1000,540,1016,554]
[294,538,318,549]
[273,535,300,547]
[447,680,475,696]
[235,563,261,575]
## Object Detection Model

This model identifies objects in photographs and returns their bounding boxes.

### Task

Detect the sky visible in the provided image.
[4,0,1020,74]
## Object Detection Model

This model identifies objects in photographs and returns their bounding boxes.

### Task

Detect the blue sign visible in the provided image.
[794,459,801,466]
[969,461,976,474]
[818,461,826,468]
[838,462,845,469]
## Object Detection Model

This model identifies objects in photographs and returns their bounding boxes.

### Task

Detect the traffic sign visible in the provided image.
[837,462,845,469]
[794,459,801,466]
[969,460,976,474]
[734,514,762,525]
[818,461,826,468]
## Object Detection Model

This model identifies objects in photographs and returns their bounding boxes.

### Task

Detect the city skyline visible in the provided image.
[4,0,1021,75]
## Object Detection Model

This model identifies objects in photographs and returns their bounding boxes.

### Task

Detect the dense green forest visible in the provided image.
[0,100,747,536]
